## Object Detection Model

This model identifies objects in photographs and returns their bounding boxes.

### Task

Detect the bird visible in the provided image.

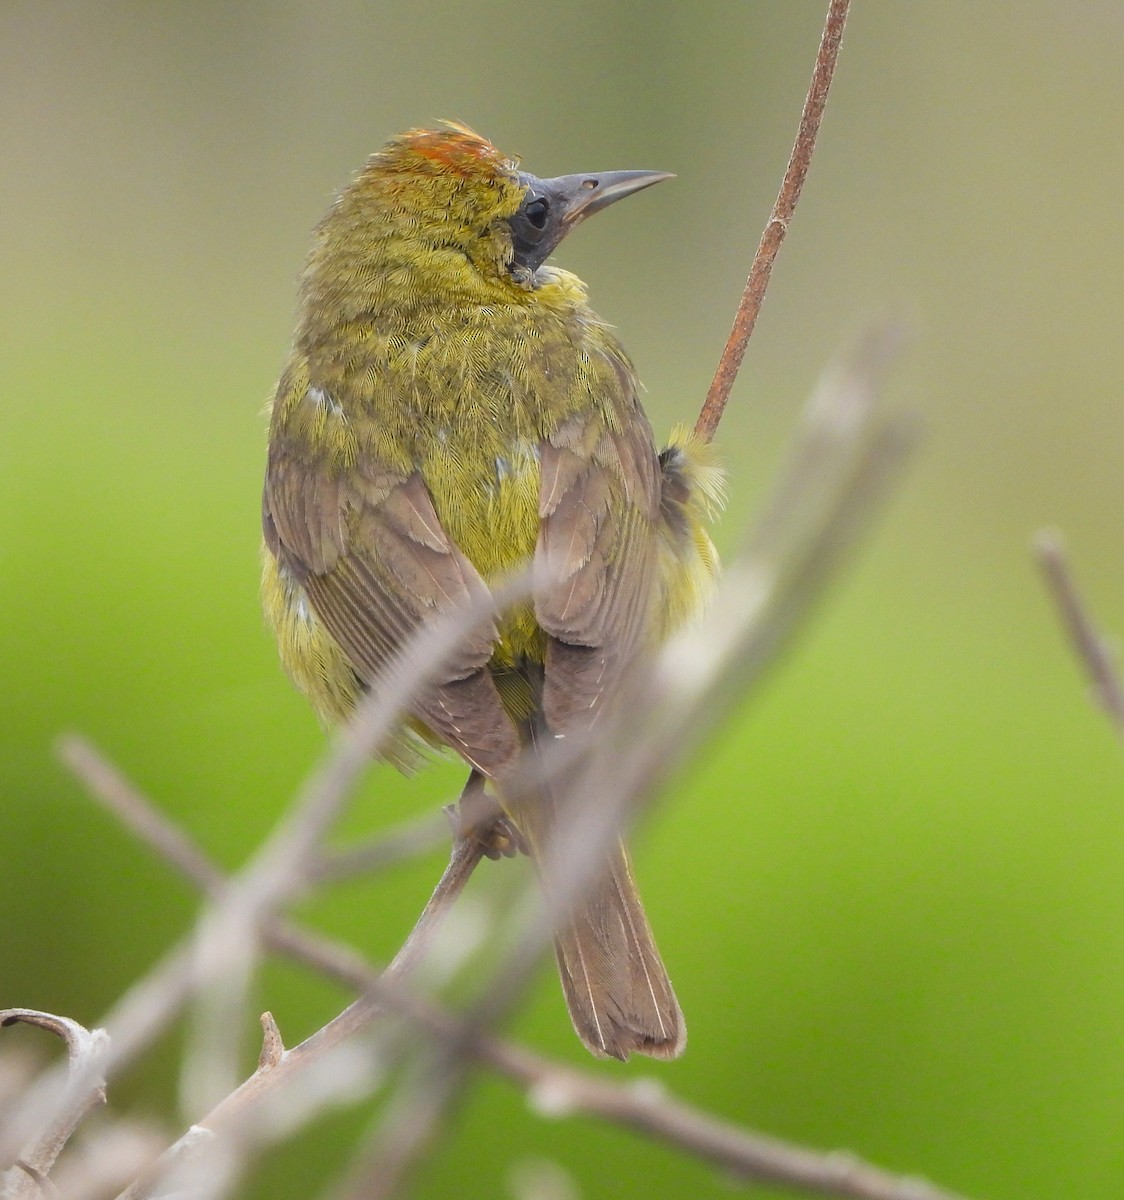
[261,123,722,1059]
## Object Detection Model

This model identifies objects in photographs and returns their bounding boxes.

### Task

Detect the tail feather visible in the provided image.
[553,842,685,1060]
[511,695,684,1060]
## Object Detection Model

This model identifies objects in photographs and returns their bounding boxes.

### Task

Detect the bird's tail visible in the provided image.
[497,680,684,1060]
[551,839,685,1061]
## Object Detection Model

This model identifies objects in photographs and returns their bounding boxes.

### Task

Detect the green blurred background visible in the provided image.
[3,2,1124,1196]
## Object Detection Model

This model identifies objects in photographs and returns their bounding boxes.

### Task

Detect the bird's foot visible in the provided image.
[443,771,527,860]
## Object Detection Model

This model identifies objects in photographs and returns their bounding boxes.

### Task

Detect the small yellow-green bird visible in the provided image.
[262,124,721,1059]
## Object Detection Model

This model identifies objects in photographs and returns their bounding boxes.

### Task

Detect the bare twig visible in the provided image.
[490,1049,971,1200]
[56,735,480,999]
[320,953,976,1200]
[56,739,225,896]
[695,0,851,442]
[0,1010,109,1196]
[308,813,451,887]
[59,729,452,896]
[1034,530,1124,738]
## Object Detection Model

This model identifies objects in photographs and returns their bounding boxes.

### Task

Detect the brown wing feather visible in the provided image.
[264,444,518,776]
[534,415,661,735]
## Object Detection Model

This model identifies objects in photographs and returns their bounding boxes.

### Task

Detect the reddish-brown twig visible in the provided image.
[695,0,851,443]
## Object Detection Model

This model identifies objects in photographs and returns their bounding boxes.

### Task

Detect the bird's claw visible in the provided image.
[443,777,527,860]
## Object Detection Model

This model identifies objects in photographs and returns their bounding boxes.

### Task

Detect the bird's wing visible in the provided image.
[263,436,519,776]
[534,409,661,735]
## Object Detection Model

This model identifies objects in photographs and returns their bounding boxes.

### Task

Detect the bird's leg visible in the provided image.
[443,769,527,860]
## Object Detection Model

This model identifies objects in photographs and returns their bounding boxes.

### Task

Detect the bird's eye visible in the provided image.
[508,189,558,274]
[524,197,549,230]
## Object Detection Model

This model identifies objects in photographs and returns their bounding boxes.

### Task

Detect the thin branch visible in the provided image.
[55,735,480,999]
[308,813,450,887]
[293,944,976,1200]
[695,0,851,442]
[489,1049,970,1200]
[0,577,530,1195]
[1034,530,1124,738]
[58,732,453,895]
[56,738,225,896]
[0,1011,109,1195]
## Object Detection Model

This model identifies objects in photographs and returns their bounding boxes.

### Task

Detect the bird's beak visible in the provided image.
[510,168,673,277]
[531,169,675,230]
[520,169,676,234]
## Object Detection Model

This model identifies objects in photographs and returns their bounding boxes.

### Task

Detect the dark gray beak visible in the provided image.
[530,169,674,227]
[510,168,673,274]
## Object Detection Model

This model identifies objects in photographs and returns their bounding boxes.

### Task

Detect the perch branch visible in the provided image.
[695,0,851,442]
[111,832,485,1200]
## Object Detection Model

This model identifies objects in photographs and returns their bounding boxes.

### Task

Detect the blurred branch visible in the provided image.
[57,736,492,1004]
[329,962,976,1200]
[0,1010,108,1196]
[1034,530,1124,738]
[61,734,971,1200]
[479,1049,973,1200]
[56,739,225,897]
[308,812,450,887]
[112,835,486,1200]
[57,734,457,946]
[695,0,851,442]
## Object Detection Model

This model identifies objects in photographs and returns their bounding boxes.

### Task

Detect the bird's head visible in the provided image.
[305,123,671,302]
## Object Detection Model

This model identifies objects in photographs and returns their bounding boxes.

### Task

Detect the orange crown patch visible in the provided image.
[383,122,516,179]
